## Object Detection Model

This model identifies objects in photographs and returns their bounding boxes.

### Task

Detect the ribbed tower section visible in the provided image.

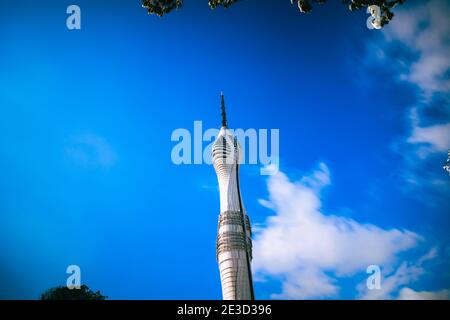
[212,94,254,300]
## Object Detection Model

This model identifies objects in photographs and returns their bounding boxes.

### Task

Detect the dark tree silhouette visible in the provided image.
[444,150,450,175]
[141,0,406,27]
[141,0,183,17]
[40,285,107,300]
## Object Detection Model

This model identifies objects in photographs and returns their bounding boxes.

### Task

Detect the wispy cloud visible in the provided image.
[358,247,438,299]
[398,287,450,300]
[408,122,450,156]
[253,163,421,299]
[363,0,450,190]
[388,0,449,145]
[382,0,450,99]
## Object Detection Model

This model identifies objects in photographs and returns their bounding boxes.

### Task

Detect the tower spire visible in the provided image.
[220,92,227,128]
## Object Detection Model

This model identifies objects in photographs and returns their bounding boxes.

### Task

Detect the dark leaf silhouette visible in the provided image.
[141,0,406,27]
[40,285,107,300]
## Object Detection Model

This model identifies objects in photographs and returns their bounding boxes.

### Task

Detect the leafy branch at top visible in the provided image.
[142,0,406,27]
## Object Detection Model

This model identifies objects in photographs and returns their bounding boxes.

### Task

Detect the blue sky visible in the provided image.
[0,0,449,299]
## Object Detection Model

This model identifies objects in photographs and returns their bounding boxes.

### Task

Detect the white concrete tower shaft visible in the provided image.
[212,94,254,300]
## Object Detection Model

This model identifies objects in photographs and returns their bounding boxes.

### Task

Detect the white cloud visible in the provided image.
[398,287,450,300]
[65,133,117,168]
[365,0,450,157]
[271,267,338,300]
[359,261,423,300]
[408,122,450,156]
[384,0,450,98]
[252,163,421,299]
[366,0,450,181]
[358,247,437,299]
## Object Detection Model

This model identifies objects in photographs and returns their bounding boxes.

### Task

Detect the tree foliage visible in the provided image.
[141,0,183,17]
[444,150,450,175]
[40,285,107,300]
[142,0,406,27]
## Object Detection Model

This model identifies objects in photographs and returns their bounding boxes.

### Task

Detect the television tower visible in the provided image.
[212,93,255,300]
